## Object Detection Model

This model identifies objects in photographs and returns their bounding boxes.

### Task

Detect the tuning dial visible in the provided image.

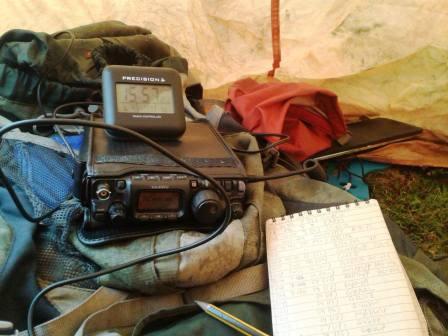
[191,189,224,225]
[108,203,127,225]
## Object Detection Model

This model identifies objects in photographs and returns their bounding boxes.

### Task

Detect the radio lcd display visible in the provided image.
[137,190,181,211]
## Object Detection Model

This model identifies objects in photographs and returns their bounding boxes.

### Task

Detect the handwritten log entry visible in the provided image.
[266,200,428,336]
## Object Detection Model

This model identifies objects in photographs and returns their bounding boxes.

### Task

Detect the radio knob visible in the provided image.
[191,190,224,225]
[108,203,127,225]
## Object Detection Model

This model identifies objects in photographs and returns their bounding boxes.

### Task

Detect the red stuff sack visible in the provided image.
[225,78,349,161]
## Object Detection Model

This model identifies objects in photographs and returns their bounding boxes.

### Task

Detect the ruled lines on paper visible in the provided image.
[266,200,428,336]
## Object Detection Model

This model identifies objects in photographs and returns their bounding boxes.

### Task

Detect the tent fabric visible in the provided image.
[1,1,448,167]
[303,46,448,167]
[2,0,448,89]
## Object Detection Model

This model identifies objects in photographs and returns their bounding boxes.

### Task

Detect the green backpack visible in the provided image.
[0,21,189,121]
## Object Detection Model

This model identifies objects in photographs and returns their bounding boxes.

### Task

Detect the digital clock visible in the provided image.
[102,65,186,139]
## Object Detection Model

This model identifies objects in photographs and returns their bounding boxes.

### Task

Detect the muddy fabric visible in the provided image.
[19,266,268,336]
[0,130,446,334]
[70,156,447,335]
[17,287,128,336]
[70,132,266,293]
[358,137,448,168]
[69,132,353,294]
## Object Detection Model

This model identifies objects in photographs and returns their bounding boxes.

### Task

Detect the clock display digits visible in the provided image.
[116,83,174,114]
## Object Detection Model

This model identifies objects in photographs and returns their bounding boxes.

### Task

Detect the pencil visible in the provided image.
[195,300,270,336]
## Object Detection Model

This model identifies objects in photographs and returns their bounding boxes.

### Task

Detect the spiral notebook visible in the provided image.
[266,200,428,336]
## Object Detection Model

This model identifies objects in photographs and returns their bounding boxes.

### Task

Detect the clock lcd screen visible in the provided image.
[116,83,175,114]
[137,190,180,211]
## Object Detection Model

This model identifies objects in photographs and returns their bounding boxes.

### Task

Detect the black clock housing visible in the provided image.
[102,65,186,139]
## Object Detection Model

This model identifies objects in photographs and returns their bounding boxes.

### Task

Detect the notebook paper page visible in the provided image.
[400,261,429,335]
[266,200,428,336]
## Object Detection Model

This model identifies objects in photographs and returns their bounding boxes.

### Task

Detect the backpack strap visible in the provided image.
[18,287,127,336]
[183,263,268,303]
[23,264,268,336]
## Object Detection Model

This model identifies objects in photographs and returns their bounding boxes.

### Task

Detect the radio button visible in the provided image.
[133,175,143,180]
[237,181,246,192]
[162,175,173,181]
[108,203,126,226]
[231,203,244,218]
[146,175,159,181]
[224,180,232,191]
[116,180,126,190]
[176,175,187,180]
[93,211,106,221]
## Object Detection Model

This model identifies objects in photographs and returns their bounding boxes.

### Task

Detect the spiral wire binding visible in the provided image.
[270,199,371,223]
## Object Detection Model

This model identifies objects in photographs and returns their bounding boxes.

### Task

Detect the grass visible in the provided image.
[365,167,448,257]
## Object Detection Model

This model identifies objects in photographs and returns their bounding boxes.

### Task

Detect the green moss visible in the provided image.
[365,167,448,257]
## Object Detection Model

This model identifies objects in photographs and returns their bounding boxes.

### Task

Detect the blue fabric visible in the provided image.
[0,138,99,329]
[51,134,84,151]
[11,141,75,209]
[326,160,388,200]
[0,187,59,330]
